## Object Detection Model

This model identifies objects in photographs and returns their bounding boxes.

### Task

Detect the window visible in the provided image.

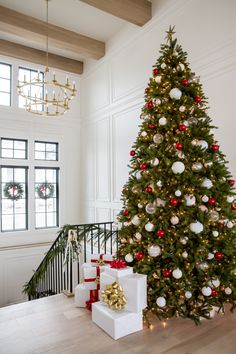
[35,168,59,229]
[1,166,28,231]
[18,67,44,111]
[35,141,58,161]
[1,138,27,159]
[0,63,11,106]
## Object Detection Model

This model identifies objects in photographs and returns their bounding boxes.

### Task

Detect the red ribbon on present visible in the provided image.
[110,259,127,269]
[85,290,98,311]
[91,254,113,265]
[84,266,100,290]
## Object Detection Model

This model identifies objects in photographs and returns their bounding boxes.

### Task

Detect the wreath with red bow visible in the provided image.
[36,182,54,199]
[3,182,24,201]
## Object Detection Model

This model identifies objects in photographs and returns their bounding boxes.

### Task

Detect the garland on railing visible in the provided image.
[23,223,118,299]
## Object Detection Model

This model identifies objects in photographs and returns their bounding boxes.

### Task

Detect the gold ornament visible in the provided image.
[101,282,127,311]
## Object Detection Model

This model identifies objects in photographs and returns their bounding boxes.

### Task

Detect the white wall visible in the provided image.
[80,0,236,223]
[0,55,81,306]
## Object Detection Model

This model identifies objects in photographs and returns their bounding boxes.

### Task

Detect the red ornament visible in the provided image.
[149,124,155,129]
[214,251,223,260]
[145,186,152,193]
[130,150,135,156]
[229,179,235,186]
[182,79,189,86]
[208,197,216,206]
[211,144,219,152]
[157,229,165,238]
[195,96,202,103]
[231,204,236,210]
[169,198,178,207]
[179,124,187,131]
[140,163,147,170]
[135,252,144,261]
[163,269,172,278]
[123,209,129,216]
[153,68,158,76]
[175,143,183,150]
[146,101,153,109]
[211,289,217,297]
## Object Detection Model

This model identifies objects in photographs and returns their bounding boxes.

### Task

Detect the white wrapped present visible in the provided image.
[119,273,147,313]
[100,267,133,292]
[74,283,90,307]
[92,301,143,340]
[88,253,114,266]
[83,265,101,291]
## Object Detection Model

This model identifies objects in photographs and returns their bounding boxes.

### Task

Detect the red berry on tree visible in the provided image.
[123,209,129,216]
[146,101,153,109]
[211,144,219,152]
[157,229,165,238]
[145,186,152,193]
[179,124,187,131]
[214,251,223,260]
[169,198,178,207]
[135,252,144,261]
[231,204,236,210]
[208,197,216,206]
[182,79,189,86]
[229,179,235,186]
[130,150,135,156]
[175,143,183,150]
[140,163,147,170]
[195,96,202,103]
[149,124,155,129]
[163,269,172,278]
[153,68,158,76]
[211,289,217,297]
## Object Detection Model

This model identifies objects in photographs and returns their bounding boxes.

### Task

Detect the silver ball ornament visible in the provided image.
[153,133,164,144]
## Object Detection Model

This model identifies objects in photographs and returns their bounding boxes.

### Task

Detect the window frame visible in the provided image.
[1,137,28,160]
[34,141,59,161]
[0,62,12,107]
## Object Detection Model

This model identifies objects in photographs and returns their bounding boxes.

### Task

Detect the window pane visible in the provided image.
[1,139,27,160]
[45,152,56,161]
[46,198,56,212]
[1,168,13,182]
[46,169,56,182]
[47,213,57,227]
[35,199,46,212]
[46,143,57,152]
[14,169,26,182]
[35,141,58,161]
[0,63,11,79]
[2,139,13,149]
[35,169,45,183]
[2,215,14,231]
[2,199,13,214]
[0,92,10,106]
[35,151,45,160]
[14,150,26,159]
[36,213,46,228]
[15,199,26,214]
[15,214,26,229]
[1,149,13,158]
[14,141,26,150]
[35,142,45,151]
[0,78,10,92]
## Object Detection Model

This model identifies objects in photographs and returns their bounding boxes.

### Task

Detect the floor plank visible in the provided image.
[0,294,235,354]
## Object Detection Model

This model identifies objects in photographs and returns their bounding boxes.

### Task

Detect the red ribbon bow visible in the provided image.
[85,290,98,311]
[110,259,127,269]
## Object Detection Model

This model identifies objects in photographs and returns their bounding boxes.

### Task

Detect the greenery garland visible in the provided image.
[36,182,54,199]
[3,181,24,201]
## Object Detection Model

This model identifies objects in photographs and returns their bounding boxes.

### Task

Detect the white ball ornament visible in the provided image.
[169,88,182,100]
[212,231,219,237]
[190,221,204,234]
[125,253,133,263]
[199,205,208,212]
[227,196,234,203]
[134,232,142,240]
[156,180,162,187]
[185,194,196,206]
[151,158,159,166]
[175,190,182,197]
[138,203,143,209]
[172,268,183,279]
[180,236,189,245]
[141,131,147,137]
[198,262,209,271]
[202,286,212,296]
[208,279,220,288]
[145,203,156,214]
[202,195,209,203]
[207,253,214,260]
[182,251,188,258]
[154,98,161,105]
[159,117,167,126]
[156,296,166,308]
[135,171,142,180]
[201,178,213,189]
[156,198,166,207]
[161,63,166,69]
[155,75,162,83]
[179,105,186,112]
[145,222,154,232]
[191,139,198,146]
[225,287,232,295]
[171,161,185,174]
[153,133,164,144]
[170,216,179,225]
[198,140,208,150]
[185,291,192,299]
[178,63,185,71]
[227,221,234,229]
[148,245,162,257]
[131,215,141,226]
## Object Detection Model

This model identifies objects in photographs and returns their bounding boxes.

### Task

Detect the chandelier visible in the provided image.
[17,0,77,116]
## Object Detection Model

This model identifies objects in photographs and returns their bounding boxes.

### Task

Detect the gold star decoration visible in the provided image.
[165,26,175,41]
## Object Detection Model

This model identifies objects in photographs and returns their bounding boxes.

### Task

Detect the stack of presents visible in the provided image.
[75,254,147,340]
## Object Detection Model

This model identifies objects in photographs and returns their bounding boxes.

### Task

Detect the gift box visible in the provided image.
[88,253,114,266]
[82,262,109,274]
[100,266,133,292]
[74,283,90,307]
[119,273,147,313]
[83,266,101,291]
[92,301,143,340]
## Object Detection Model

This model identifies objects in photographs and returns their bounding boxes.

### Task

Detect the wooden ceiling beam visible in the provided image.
[0,5,105,60]
[0,39,83,75]
[80,0,152,26]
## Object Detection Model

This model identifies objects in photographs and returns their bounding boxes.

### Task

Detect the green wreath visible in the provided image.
[36,182,55,199]
[3,182,24,201]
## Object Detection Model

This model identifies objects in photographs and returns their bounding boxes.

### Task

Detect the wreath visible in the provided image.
[36,182,55,199]
[3,182,24,201]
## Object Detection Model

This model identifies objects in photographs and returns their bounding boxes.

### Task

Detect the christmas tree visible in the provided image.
[118,27,236,324]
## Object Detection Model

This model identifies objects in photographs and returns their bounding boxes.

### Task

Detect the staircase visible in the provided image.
[23,222,118,300]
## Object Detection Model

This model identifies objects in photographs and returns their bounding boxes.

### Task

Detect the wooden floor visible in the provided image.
[0,295,236,354]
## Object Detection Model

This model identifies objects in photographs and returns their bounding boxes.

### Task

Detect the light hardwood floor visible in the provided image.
[0,294,235,354]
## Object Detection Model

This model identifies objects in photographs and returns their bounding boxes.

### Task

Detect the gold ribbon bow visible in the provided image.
[101,282,127,311]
